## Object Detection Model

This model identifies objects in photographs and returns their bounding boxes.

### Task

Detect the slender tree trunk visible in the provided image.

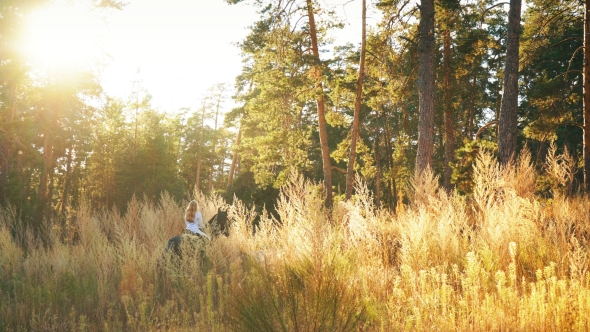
[584,0,590,192]
[106,159,110,208]
[36,109,57,231]
[220,150,225,183]
[443,30,455,190]
[134,91,138,163]
[0,149,7,203]
[209,97,221,192]
[498,0,522,165]
[346,0,367,200]
[467,71,477,140]
[227,126,242,190]
[416,0,436,172]
[373,126,382,209]
[60,145,73,216]
[401,100,408,150]
[306,0,332,208]
[152,154,156,200]
[0,84,17,203]
[107,138,115,208]
[47,166,55,212]
[383,113,397,209]
[227,81,250,191]
[467,103,473,140]
[495,57,502,138]
[209,91,222,193]
[207,158,215,192]
[196,156,202,192]
[196,104,206,192]
[37,133,51,223]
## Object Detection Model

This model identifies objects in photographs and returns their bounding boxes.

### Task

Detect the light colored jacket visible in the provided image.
[185,211,210,240]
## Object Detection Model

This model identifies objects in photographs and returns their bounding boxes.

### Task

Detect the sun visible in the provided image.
[18,2,104,75]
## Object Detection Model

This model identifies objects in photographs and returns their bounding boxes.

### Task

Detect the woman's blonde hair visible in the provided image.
[185,200,198,222]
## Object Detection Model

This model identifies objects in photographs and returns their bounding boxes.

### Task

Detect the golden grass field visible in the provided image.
[1,150,590,331]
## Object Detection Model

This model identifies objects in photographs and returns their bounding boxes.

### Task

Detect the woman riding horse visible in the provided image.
[167,200,210,255]
[167,201,230,256]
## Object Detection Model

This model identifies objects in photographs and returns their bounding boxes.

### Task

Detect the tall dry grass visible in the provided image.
[1,151,590,331]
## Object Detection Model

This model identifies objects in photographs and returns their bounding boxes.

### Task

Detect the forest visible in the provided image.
[0,0,588,225]
[1,0,590,330]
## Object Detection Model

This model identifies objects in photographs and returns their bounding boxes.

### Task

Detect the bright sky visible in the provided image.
[100,0,260,112]
[20,0,375,113]
[99,0,373,113]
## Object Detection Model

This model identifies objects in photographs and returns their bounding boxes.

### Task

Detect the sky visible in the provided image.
[98,0,374,113]
[20,0,376,113]
[99,0,260,112]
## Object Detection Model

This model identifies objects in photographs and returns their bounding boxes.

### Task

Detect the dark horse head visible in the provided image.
[166,208,230,256]
[208,208,229,237]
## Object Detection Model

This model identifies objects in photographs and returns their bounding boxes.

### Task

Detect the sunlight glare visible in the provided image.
[20,3,104,74]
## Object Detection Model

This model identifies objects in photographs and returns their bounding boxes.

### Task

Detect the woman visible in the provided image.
[184,200,210,240]
[167,200,210,256]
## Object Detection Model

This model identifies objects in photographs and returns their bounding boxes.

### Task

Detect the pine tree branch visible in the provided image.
[475,121,498,140]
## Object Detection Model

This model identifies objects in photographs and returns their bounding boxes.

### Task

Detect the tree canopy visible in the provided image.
[1,0,589,233]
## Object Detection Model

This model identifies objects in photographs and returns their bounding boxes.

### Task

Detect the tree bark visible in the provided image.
[373,125,382,209]
[196,156,202,192]
[584,0,590,192]
[0,150,7,203]
[346,0,367,200]
[306,0,333,208]
[0,83,19,204]
[498,0,522,165]
[383,111,398,209]
[60,145,73,216]
[443,30,455,190]
[195,102,206,192]
[416,0,436,173]
[228,80,252,191]
[209,88,223,193]
[227,126,242,190]
[36,126,54,231]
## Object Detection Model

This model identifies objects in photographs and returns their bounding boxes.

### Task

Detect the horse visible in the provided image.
[209,208,229,237]
[166,208,229,256]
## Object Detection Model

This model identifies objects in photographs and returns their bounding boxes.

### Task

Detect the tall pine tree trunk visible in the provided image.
[36,129,52,227]
[584,0,590,192]
[60,145,73,216]
[228,81,252,191]
[373,123,382,209]
[209,91,222,193]
[467,71,477,140]
[346,0,367,200]
[443,30,455,190]
[227,126,242,190]
[36,105,57,231]
[195,103,206,192]
[416,0,436,172]
[0,148,7,203]
[383,113,398,209]
[0,84,17,203]
[498,0,522,165]
[306,0,332,208]
[196,156,202,192]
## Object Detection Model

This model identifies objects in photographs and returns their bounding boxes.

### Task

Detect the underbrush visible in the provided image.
[1,151,590,331]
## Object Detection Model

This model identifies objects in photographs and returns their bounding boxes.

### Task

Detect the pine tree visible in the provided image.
[498,0,522,164]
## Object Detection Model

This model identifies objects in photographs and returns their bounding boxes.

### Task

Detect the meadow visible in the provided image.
[1,150,590,331]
